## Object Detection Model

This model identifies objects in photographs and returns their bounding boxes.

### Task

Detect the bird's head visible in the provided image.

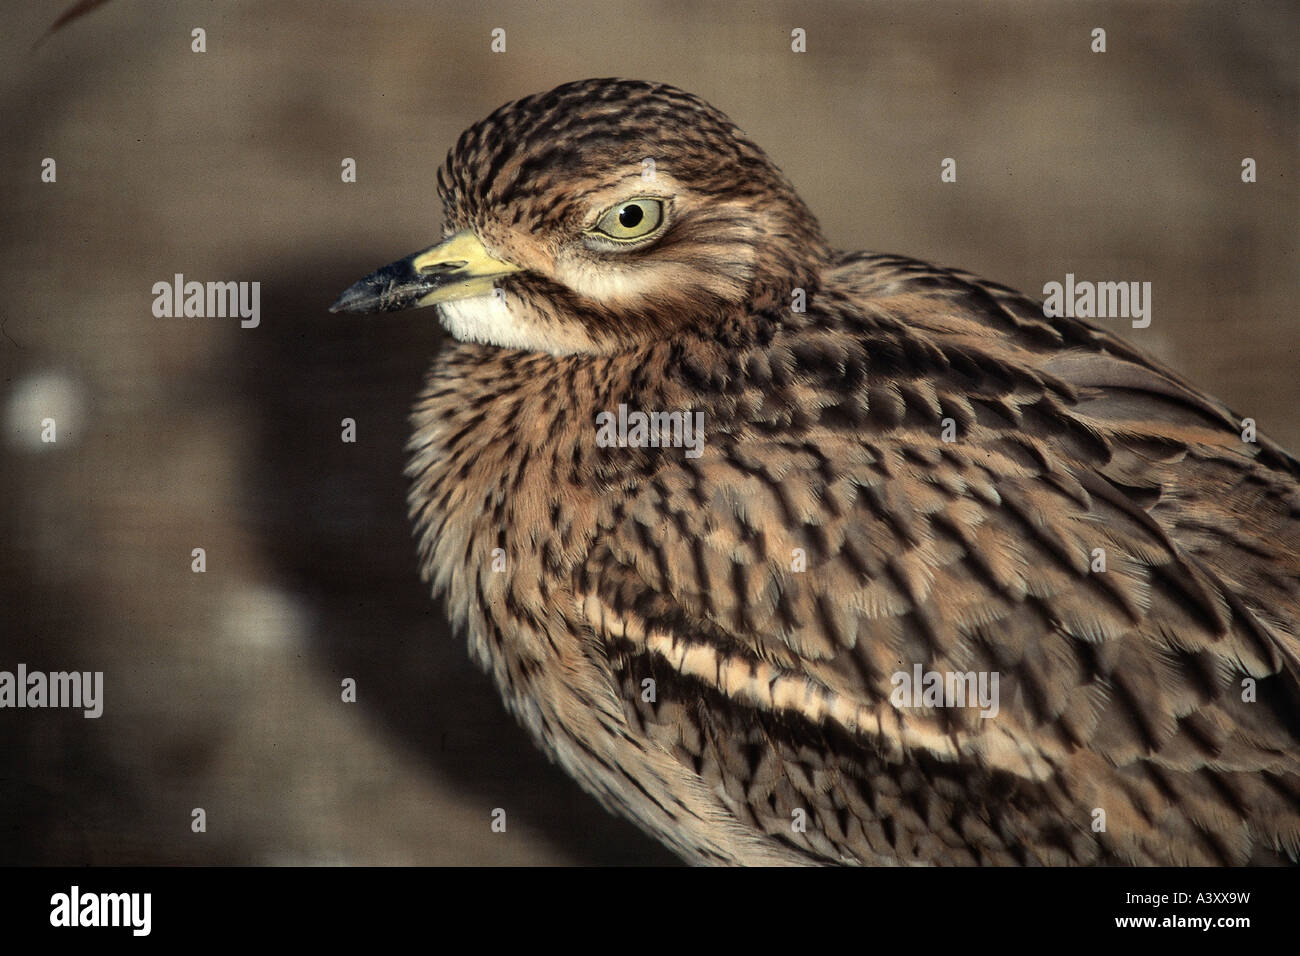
[331,78,829,354]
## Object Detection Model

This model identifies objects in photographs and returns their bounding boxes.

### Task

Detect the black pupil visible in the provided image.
[618,204,644,228]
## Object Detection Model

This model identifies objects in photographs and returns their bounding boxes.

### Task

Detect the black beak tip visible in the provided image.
[329,255,433,315]
[329,279,381,315]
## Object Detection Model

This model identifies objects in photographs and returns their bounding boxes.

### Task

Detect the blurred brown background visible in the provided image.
[1,0,1296,865]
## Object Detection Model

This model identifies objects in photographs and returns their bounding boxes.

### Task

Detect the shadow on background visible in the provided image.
[238,258,679,865]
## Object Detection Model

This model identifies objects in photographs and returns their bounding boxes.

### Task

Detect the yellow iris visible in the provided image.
[590,198,665,242]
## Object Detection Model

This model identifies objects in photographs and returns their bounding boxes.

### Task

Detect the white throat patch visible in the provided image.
[436,294,525,349]
[436,294,597,356]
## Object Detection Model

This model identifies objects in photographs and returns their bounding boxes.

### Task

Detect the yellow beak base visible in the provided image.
[330,230,521,314]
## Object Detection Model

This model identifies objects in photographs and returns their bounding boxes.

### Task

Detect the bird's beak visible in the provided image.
[329,230,522,314]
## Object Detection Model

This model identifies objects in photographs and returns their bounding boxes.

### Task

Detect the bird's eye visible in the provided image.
[590,198,664,243]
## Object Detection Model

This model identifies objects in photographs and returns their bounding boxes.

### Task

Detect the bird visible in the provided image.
[332,78,1300,866]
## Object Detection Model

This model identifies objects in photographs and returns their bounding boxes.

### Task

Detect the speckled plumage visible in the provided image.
[344,79,1300,865]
